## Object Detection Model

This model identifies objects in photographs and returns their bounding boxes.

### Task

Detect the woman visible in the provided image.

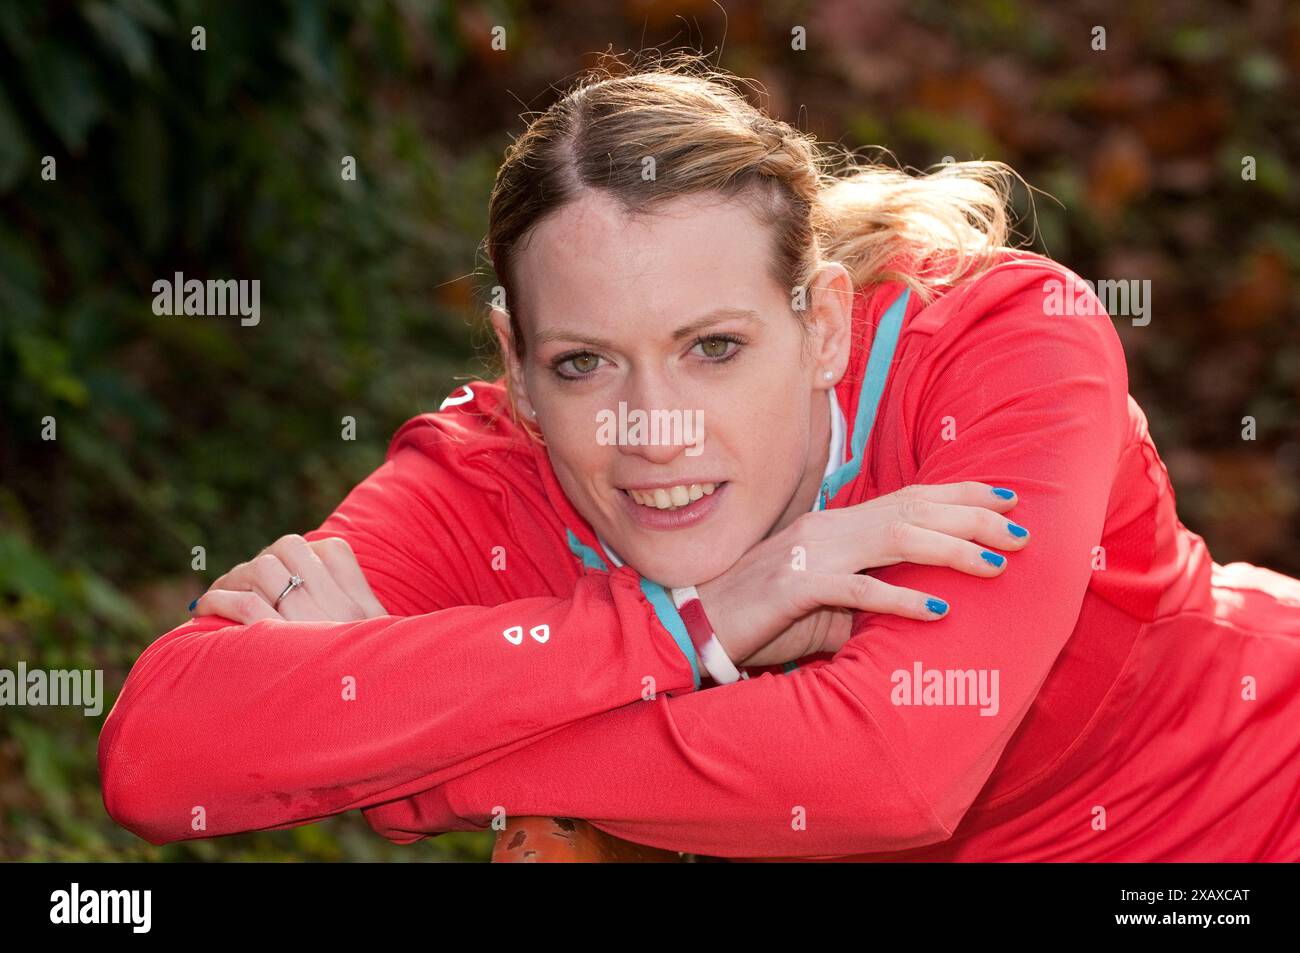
[98,59,1300,861]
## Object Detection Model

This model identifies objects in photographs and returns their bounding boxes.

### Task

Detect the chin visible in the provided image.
[624,546,736,589]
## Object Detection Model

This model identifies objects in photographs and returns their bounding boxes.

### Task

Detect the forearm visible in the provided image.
[98,571,697,845]
[362,261,1129,857]
[362,663,952,857]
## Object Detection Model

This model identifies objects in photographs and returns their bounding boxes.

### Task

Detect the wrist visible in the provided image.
[694,579,740,660]
[672,583,745,684]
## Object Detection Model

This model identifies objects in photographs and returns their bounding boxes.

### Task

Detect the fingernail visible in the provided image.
[1007,522,1029,538]
[980,550,1006,567]
[188,599,198,612]
[992,487,1015,500]
[925,597,949,616]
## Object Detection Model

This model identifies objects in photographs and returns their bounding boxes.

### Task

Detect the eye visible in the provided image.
[551,351,604,380]
[691,333,743,363]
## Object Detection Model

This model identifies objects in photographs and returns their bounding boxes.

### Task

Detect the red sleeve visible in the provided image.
[97,443,699,846]
[374,266,1130,857]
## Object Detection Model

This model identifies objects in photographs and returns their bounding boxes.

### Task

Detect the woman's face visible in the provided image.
[493,189,852,588]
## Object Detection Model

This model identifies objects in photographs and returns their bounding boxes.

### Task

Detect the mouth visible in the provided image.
[617,481,729,531]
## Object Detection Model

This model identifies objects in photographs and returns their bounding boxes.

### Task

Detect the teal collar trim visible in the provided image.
[565,529,701,690]
[566,528,609,572]
[817,287,911,511]
[638,577,701,690]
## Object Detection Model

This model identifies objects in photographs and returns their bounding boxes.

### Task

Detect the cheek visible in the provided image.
[543,416,609,488]
[728,398,813,501]
[730,361,808,443]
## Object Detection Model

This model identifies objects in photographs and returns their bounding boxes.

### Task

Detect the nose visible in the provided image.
[617,429,686,465]
[613,373,699,466]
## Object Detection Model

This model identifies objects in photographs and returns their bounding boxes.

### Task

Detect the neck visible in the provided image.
[770,388,832,536]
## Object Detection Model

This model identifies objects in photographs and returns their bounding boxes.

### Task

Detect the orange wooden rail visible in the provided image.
[490,816,691,863]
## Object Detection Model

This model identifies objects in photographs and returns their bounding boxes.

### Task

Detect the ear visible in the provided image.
[489,306,537,419]
[803,261,854,389]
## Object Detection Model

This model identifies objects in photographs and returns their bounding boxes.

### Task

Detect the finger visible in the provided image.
[821,608,855,654]
[874,521,1013,577]
[247,552,331,621]
[799,572,951,621]
[193,589,284,625]
[208,560,253,594]
[309,538,388,616]
[804,503,1018,576]
[205,553,329,621]
[266,534,366,621]
[875,481,1020,514]
[891,498,1030,552]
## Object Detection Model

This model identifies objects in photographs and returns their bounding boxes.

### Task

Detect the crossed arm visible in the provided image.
[100,268,1127,857]
[364,271,1131,858]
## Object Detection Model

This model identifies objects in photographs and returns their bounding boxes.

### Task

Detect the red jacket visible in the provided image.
[98,251,1300,860]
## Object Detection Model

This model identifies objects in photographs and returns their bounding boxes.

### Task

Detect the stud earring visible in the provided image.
[822,370,834,381]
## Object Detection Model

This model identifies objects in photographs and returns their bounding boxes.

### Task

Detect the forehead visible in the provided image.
[513,190,776,343]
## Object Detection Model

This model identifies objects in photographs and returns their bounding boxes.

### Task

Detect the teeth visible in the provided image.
[627,482,719,510]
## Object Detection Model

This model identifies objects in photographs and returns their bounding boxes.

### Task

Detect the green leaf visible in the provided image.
[83,1,154,77]
[0,529,64,601]
[13,333,89,406]
[119,103,170,251]
[0,85,33,190]
[24,42,105,151]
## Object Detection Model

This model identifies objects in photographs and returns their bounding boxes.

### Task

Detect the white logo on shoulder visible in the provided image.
[439,385,475,410]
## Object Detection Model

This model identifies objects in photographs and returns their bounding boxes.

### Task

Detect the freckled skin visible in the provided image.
[491,189,854,588]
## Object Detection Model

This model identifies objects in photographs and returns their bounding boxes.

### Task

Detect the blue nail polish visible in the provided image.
[188,599,198,612]
[980,550,1006,567]
[992,487,1015,500]
[1007,522,1029,538]
[925,597,949,615]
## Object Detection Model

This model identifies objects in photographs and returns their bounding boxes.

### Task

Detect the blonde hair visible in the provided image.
[482,51,1032,435]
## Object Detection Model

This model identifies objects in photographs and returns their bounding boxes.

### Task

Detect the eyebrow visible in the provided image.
[532,308,762,351]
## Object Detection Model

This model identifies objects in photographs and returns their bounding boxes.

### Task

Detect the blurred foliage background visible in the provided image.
[0,0,1295,861]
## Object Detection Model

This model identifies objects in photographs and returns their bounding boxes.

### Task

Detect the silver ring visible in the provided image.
[274,574,304,609]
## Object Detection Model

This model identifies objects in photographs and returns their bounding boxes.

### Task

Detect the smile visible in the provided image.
[625,482,719,510]
[617,481,730,531]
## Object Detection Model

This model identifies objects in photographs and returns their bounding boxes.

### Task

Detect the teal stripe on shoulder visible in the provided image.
[820,287,911,505]
[639,578,702,692]
[566,528,700,691]
[566,528,610,572]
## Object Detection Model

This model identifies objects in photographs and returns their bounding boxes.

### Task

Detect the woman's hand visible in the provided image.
[190,534,388,623]
[696,482,1029,667]
[738,605,855,669]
